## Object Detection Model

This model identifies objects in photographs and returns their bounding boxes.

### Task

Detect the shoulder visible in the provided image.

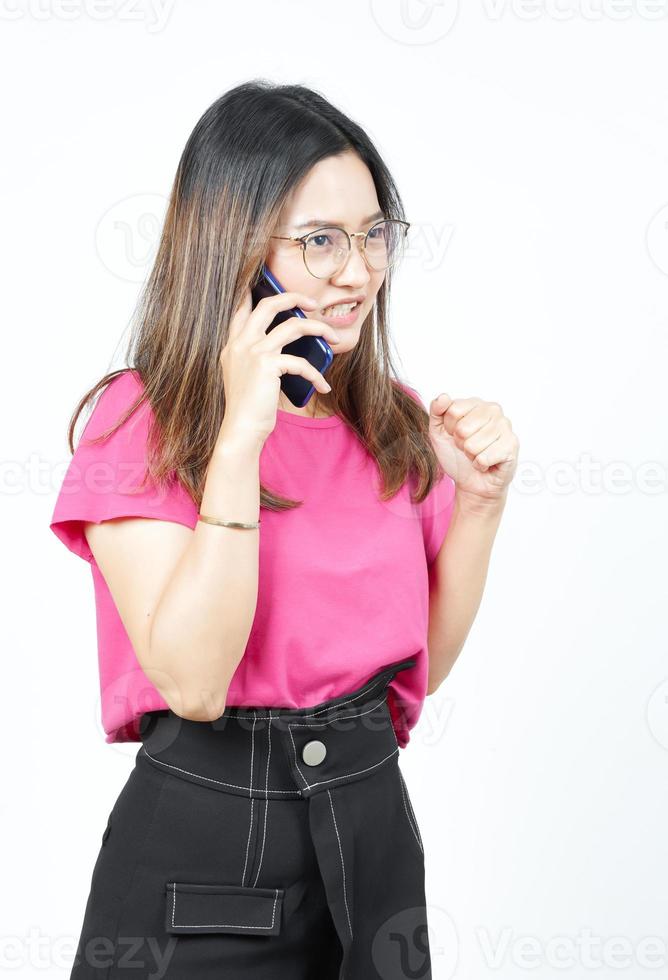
[393,379,424,408]
[81,369,147,443]
[50,368,196,562]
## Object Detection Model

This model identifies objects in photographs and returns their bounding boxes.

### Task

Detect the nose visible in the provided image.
[330,235,371,289]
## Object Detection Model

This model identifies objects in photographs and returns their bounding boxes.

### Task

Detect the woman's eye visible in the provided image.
[310,234,332,248]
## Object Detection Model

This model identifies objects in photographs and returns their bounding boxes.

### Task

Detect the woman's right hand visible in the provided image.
[217,287,340,449]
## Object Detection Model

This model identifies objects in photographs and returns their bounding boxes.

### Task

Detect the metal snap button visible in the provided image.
[301,739,327,766]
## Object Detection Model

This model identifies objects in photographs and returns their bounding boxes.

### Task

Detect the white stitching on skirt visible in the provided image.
[168,883,280,930]
[326,790,353,939]
[287,727,399,791]
[286,694,388,727]
[139,745,301,796]
[252,709,272,887]
[285,697,390,790]
[287,725,312,788]
[241,716,257,886]
[398,767,424,854]
[306,748,399,791]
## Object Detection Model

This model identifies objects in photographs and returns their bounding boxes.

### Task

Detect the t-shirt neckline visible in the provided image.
[275,407,343,428]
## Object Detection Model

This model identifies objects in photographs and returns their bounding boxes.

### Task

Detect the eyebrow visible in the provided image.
[292,209,385,231]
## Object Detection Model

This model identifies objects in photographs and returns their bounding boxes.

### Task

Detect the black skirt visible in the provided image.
[70,655,431,979]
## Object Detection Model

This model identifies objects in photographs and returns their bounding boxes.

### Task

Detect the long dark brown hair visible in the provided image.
[65,79,445,511]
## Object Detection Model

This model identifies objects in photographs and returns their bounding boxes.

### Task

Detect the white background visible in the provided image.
[3,1,667,977]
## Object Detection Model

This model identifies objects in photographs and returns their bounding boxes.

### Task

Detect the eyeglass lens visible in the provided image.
[303,220,407,278]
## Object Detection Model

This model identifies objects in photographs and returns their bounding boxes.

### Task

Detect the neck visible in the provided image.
[278,391,332,418]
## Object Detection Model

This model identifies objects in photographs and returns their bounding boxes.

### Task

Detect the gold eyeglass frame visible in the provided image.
[269,218,411,279]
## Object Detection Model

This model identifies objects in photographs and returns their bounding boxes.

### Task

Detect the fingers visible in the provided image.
[277,352,332,393]
[247,290,320,336]
[229,287,323,343]
[261,314,341,352]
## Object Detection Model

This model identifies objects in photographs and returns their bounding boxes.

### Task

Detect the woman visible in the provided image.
[50,79,518,979]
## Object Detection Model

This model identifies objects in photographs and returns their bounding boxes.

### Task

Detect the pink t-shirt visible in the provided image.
[50,369,456,747]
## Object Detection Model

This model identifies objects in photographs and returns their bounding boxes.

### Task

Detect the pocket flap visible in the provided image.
[165,882,284,936]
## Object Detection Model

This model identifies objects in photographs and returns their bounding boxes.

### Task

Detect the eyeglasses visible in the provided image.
[270,218,410,280]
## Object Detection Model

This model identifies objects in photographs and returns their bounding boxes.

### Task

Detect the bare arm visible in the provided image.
[425,491,507,695]
[84,426,264,723]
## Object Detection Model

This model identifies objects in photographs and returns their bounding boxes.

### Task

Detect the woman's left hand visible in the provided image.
[428,393,519,504]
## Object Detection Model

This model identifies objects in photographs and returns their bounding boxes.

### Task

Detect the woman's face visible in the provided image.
[263,149,386,357]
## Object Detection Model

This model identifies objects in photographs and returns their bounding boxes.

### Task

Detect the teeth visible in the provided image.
[322,301,359,317]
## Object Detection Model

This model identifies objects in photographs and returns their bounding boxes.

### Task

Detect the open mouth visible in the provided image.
[320,300,362,318]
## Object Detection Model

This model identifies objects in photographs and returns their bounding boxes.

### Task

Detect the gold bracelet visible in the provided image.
[198,513,260,529]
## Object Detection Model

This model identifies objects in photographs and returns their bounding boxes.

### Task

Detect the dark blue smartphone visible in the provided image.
[250,264,334,408]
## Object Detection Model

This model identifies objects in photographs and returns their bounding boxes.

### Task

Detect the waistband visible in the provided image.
[137,656,417,799]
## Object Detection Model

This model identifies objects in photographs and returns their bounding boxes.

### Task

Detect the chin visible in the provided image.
[331,343,356,356]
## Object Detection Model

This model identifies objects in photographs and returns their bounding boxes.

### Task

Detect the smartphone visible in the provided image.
[250,264,334,408]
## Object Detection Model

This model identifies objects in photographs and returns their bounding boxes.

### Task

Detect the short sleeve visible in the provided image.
[420,469,456,564]
[397,379,457,565]
[50,369,198,562]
